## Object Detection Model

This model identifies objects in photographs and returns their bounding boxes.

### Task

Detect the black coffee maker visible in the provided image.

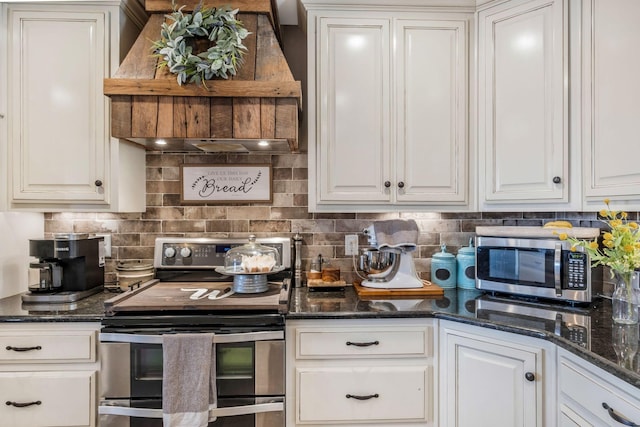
[24,234,105,303]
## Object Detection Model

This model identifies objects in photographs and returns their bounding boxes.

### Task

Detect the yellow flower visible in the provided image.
[566,200,640,274]
[570,245,577,252]
[558,233,568,240]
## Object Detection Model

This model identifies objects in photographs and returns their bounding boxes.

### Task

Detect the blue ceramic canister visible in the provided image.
[456,238,476,289]
[431,244,457,288]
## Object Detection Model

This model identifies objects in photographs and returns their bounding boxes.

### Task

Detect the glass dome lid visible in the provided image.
[224,235,280,273]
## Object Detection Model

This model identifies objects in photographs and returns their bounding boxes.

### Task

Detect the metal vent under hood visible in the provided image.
[104,0,302,153]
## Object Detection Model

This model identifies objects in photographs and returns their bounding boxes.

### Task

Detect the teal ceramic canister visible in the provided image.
[456,238,477,289]
[431,244,457,288]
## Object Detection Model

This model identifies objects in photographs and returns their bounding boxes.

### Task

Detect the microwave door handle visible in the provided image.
[98,400,284,419]
[554,243,562,296]
[99,330,284,345]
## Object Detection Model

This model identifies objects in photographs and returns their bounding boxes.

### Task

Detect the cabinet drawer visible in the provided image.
[559,355,640,425]
[297,366,430,423]
[0,371,95,427]
[296,327,430,358]
[0,330,96,363]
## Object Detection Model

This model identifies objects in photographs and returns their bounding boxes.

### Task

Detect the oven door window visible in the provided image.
[130,342,258,398]
[217,342,255,396]
[476,246,555,288]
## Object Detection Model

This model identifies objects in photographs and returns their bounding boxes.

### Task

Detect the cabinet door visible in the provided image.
[558,404,595,427]
[0,370,96,427]
[297,366,430,424]
[478,0,568,205]
[0,5,7,211]
[314,15,392,203]
[7,6,109,204]
[440,323,544,427]
[395,18,468,204]
[581,0,640,204]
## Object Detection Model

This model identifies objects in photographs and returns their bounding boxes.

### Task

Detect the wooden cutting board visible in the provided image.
[353,280,444,299]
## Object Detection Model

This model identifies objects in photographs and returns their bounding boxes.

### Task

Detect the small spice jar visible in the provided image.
[307,255,323,280]
[431,244,457,289]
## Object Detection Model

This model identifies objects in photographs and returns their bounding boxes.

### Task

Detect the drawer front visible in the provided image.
[297,327,430,358]
[0,330,95,363]
[0,371,95,427]
[559,356,640,425]
[297,366,431,423]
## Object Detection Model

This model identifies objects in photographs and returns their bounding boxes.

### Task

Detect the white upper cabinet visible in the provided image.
[315,15,392,204]
[580,0,640,210]
[303,1,472,212]
[395,18,469,205]
[2,1,147,212]
[0,4,7,212]
[477,0,578,210]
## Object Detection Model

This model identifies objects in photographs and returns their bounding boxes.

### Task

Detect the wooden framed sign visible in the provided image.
[180,164,272,203]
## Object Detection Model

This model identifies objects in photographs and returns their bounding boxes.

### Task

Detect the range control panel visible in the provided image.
[153,237,291,269]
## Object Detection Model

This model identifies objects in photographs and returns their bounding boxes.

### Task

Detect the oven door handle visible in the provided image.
[99,330,283,344]
[98,400,284,419]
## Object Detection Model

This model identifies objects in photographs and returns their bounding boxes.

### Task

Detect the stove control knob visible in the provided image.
[180,247,192,258]
[164,247,176,258]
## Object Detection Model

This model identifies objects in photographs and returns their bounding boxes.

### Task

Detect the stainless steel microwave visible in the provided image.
[475,236,602,303]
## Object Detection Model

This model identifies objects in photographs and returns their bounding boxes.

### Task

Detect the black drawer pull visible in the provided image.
[6,400,41,408]
[346,394,379,401]
[346,340,379,347]
[602,402,639,426]
[6,345,42,352]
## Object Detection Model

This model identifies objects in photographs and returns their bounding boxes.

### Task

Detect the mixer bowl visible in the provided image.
[359,248,397,276]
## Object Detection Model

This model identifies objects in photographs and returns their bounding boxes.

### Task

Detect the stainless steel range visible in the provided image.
[99,236,292,427]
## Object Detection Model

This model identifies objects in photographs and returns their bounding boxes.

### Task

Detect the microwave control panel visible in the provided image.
[563,252,588,290]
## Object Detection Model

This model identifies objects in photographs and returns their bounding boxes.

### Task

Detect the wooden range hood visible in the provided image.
[104,0,301,153]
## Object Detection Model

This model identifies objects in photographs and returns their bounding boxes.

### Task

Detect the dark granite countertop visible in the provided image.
[0,286,638,392]
[0,290,115,322]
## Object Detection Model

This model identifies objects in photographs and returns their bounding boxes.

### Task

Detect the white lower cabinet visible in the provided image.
[286,318,436,426]
[558,347,640,426]
[439,320,556,427]
[0,322,100,427]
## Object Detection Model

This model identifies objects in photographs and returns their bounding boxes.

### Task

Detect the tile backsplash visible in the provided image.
[45,152,614,286]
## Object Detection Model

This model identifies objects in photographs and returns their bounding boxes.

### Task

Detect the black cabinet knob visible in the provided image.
[552,176,561,184]
[398,181,405,188]
[95,180,103,187]
[525,372,535,382]
[384,181,391,188]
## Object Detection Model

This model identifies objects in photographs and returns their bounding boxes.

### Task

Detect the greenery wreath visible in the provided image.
[151,2,249,86]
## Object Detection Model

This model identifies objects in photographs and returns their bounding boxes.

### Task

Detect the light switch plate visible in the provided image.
[345,234,358,256]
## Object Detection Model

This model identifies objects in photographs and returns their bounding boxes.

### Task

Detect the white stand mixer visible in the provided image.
[357,224,423,289]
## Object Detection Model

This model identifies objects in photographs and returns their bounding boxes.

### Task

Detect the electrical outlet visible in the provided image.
[97,233,112,258]
[345,234,358,256]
